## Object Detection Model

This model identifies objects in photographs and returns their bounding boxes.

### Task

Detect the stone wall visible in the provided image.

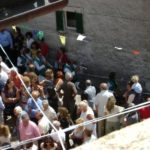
[20,0,150,91]
[74,119,150,150]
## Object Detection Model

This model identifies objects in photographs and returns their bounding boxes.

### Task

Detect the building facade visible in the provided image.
[21,0,150,91]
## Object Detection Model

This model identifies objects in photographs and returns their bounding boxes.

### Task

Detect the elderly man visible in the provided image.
[94,83,113,137]
[79,101,96,137]
[84,79,96,109]
[35,111,50,135]
[19,111,41,141]
[51,120,66,143]
[26,90,43,123]
[14,106,23,139]
[42,100,57,122]
[59,72,77,120]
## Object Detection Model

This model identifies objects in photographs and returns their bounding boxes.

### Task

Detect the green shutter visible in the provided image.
[56,11,64,31]
[76,13,84,34]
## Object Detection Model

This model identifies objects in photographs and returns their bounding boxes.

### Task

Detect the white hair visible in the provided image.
[131,75,139,83]
[42,100,49,105]
[10,67,18,72]
[53,120,61,128]
[79,101,88,108]
[65,72,73,81]
[14,106,22,114]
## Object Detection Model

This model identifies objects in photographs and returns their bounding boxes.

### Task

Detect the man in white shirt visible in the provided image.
[94,83,113,137]
[84,79,96,109]
[51,120,66,143]
[79,101,96,137]
[42,100,57,122]
[35,111,50,135]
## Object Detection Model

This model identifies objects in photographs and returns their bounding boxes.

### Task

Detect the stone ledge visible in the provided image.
[74,119,150,150]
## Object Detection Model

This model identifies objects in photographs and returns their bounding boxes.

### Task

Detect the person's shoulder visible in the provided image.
[115,105,124,112]
[29,120,38,127]
[27,97,32,103]
[48,106,56,113]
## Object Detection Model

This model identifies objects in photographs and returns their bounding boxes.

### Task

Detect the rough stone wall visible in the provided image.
[73,119,150,150]
[20,0,150,91]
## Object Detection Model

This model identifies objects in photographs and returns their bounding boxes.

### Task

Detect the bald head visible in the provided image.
[86,79,92,86]
[100,83,108,91]
[32,90,40,99]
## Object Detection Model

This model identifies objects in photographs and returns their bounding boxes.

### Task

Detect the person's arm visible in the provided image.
[1,92,13,103]
[72,83,77,97]
[33,123,41,137]
[94,96,99,116]
[34,60,45,71]
[127,94,135,104]
[0,97,5,110]
[12,89,21,102]
[86,114,94,120]
[1,62,11,73]
[17,57,22,67]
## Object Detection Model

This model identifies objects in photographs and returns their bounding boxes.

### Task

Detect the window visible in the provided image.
[66,11,76,29]
[56,10,84,34]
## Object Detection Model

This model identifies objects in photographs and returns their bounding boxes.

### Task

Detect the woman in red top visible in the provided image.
[138,98,150,120]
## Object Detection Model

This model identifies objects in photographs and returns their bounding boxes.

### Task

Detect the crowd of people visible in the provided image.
[0,27,150,150]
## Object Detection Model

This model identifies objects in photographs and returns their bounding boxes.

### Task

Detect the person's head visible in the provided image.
[25,142,34,149]
[5,79,14,89]
[85,79,92,87]
[16,26,22,34]
[75,118,84,130]
[126,81,134,90]
[43,137,55,149]
[75,118,84,124]
[53,120,61,130]
[131,75,139,83]
[65,72,73,81]
[25,32,33,39]
[29,72,38,83]
[22,76,31,87]
[42,100,49,111]
[106,96,116,112]
[10,68,17,77]
[45,69,54,79]
[56,71,63,79]
[21,111,30,127]
[83,129,92,139]
[28,64,36,72]
[35,110,43,120]
[31,41,39,49]
[60,47,66,53]
[14,106,22,117]
[58,107,69,118]
[24,48,31,54]
[0,124,10,137]
[79,101,88,112]
[32,90,40,99]
[100,83,108,91]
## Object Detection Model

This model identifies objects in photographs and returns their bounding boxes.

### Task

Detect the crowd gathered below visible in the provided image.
[0,27,150,150]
